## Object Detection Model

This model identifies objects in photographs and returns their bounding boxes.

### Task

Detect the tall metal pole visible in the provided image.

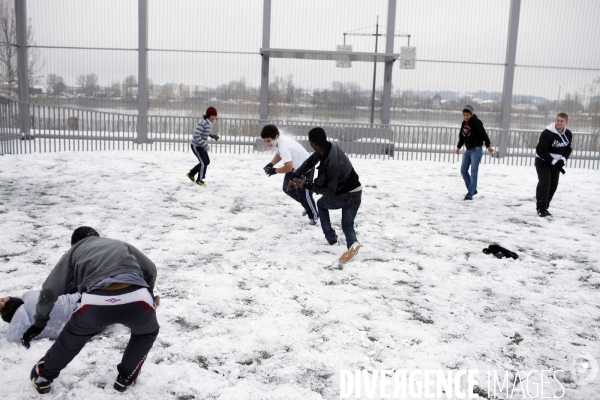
[499,0,521,158]
[381,0,397,125]
[136,0,149,144]
[259,0,271,121]
[15,0,30,136]
[370,17,379,124]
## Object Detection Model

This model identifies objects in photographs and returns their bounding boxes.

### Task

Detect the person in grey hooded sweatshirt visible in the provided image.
[24,226,159,394]
[1,291,80,343]
[535,112,573,217]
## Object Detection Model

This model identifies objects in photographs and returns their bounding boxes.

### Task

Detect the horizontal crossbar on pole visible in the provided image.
[260,48,399,63]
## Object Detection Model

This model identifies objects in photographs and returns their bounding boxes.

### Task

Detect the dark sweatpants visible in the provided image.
[282,169,317,220]
[535,157,561,210]
[37,285,159,382]
[190,144,210,180]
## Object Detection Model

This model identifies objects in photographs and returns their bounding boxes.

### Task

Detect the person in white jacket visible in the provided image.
[1,290,80,343]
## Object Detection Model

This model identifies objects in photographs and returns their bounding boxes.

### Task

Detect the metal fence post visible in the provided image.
[259,0,271,122]
[499,0,521,158]
[381,0,396,125]
[15,0,30,138]
[136,0,149,144]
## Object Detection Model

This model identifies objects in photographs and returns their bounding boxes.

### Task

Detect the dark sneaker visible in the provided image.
[463,195,473,201]
[195,180,207,187]
[537,209,551,217]
[328,236,338,245]
[545,210,552,216]
[474,190,478,195]
[114,375,136,392]
[309,218,318,226]
[186,172,195,182]
[30,363,51,394]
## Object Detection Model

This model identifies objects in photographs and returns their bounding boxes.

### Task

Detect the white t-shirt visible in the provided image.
[276,135,310,171]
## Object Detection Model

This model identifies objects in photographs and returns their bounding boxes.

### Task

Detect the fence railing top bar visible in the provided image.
[3,97,594,135]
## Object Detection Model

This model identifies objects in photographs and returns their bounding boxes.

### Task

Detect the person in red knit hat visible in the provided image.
[186,106,220,186]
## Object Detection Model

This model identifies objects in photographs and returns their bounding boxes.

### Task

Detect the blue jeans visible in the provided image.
[317,191,362,249]
[461,147,483,197]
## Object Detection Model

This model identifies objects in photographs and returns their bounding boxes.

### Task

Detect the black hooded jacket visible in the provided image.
[293,142,361,198]
[456,114,491,150]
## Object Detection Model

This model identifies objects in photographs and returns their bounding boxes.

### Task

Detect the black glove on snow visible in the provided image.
[22,325,44,349]
[482,244,518,260]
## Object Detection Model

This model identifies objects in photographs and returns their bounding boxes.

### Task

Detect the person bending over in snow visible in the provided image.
[288,127,362,263]
[261,124,318,225]
[186,106,220,187]
[24,226,159,394]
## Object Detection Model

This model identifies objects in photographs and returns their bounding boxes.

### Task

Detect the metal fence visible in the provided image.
[2,99,598,169]
[1,0,599,132]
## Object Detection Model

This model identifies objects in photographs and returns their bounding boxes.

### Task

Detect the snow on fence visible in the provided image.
[1,100,599,169]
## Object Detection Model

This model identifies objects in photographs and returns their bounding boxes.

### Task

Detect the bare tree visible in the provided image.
[76,73,98,96]
[123,75,137,99]
[46,74,65,94]
[0,0,44,97]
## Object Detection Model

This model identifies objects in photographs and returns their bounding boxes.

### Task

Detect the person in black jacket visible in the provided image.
[534,113,572,217]
[288,127,362,259]
[455,105,494,200]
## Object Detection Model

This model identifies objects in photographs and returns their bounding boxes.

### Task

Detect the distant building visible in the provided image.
[512,103,538,112]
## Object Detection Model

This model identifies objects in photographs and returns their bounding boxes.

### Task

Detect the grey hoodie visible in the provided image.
[34,236,157,328]
[6,290,80,342]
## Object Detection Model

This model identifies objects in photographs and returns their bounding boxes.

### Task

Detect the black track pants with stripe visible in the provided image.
[36,285,159,382]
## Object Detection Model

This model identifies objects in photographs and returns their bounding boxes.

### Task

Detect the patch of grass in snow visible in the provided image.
[410,312,433,324]
[301,308,315,317]
[234,227,257,232]
[472,385,491,398]
[196,355,209,370]
[532,276,548,285]
[298,369,334,396]
[173,316,200,331]
[175,395,197,400]
[510,333,523,345]
[483,288,493,296]
[230,197,245,214]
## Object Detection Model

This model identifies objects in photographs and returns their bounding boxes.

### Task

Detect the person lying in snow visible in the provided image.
[1,288,159,344]
[1,290,80,343]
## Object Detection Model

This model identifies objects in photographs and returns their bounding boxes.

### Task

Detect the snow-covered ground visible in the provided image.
[0,150,598,400]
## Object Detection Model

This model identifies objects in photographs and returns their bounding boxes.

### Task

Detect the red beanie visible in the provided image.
[205,106,217,116]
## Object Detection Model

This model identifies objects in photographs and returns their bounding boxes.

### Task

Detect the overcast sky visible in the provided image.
[25,0,600,100]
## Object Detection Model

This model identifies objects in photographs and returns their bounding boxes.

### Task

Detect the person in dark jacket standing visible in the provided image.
[186,106,220,187]
[24,227,159,394]
[534,113,572,217]
[289,127,362,263]
[455,105,494,200]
